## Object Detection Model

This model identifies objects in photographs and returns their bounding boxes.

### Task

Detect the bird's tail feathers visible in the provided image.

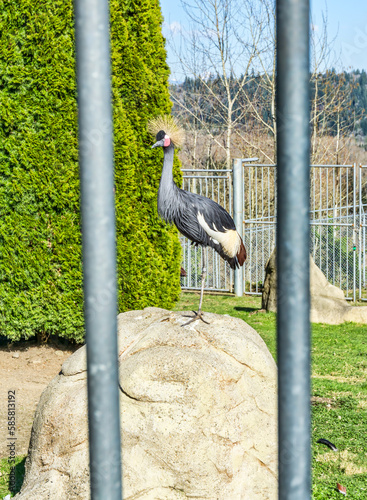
[209,236,246,270]
[225,235,247,269]
[236,238,247,267]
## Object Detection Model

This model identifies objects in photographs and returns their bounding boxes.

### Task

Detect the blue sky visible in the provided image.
[160,0,367,74]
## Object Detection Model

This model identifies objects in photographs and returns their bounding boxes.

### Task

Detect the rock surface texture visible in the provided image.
[262,249,367,324]
[15,308,278,500]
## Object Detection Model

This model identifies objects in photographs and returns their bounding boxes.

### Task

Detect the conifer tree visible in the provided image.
[0,0,181,342]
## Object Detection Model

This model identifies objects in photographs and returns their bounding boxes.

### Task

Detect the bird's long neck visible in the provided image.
[158,144,178,222]
[160,144,175,187]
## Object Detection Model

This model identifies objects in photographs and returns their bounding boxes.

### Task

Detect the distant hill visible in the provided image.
[170,69,367,138]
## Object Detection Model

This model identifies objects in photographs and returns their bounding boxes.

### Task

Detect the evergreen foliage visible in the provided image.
[0,0,181,342]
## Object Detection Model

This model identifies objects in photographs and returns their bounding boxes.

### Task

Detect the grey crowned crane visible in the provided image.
[149,116,246,325]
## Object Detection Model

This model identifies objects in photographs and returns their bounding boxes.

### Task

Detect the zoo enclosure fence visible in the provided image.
[180,163,367,301]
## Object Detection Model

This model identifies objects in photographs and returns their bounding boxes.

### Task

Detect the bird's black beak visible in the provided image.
[151,139,165,149]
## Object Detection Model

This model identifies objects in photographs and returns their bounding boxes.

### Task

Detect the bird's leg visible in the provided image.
[197,254,206,315]
[182,249,210,326]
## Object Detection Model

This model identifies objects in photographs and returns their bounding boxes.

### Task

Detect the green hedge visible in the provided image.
[0,0,181,342]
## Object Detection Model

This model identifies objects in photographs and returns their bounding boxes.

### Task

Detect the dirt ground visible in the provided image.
[0,340,81,459]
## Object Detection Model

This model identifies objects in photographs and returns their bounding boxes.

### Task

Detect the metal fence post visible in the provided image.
[359,164,363,299]
[353,163,357,302]
[276,0,311,498]
[74,0,122,498]
[233,158,244,296]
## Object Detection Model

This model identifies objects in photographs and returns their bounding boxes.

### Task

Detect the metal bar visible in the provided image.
[319,166,322,275]
[244,164,277,168]
[195,237,199,287]
[346,167,350,298]
[353,163,357,302]
[339,169,343,289]
[74,0,122,498]
[309,206,354,216]
[332,167,336,286]
[188,164,354,170]
[276,0,311,499]
[182,175,230,180]
[249,166,253,293]
[261,168,265,293]
[312,167,315,220]
[245,220,353,226]
[228,171,233,215]
[326,168,329,281]
[242,157,260,162]
[310,222,353,227]
[359,165,363,299]
[181,169,231,173]
[236,164,354,168]
[229,172,234,291]
[233,159,244,296]
[181,286,233,293]
[268,166,271,220]
[312,164,354,168]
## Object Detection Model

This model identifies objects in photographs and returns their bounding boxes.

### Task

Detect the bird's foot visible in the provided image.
[181,310,210,327]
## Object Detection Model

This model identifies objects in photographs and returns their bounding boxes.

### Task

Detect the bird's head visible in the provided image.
[151,130,171,149]
[148,115,185,150]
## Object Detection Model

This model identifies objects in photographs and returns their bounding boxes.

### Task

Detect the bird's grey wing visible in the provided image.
[171,189,245,269]
[194,195,236,232]
[172,190,235,246]
[172,198,212,246]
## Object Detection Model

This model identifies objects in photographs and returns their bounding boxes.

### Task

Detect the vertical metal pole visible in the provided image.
[276,0,311,499]
[233,158,244,296]
[353,163,357,302]
[74,0,122,498]
[347,168,350,298]
[359,165,363,299]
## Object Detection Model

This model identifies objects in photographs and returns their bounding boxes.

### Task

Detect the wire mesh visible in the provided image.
[360,165,367,300]
[310,216,355,299]
[243,165,277,294]
[242,163,367,300]
[180,164,367,299]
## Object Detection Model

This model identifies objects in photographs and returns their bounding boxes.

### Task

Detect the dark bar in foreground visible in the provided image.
[276,0,311,499]
[74,0,122,498]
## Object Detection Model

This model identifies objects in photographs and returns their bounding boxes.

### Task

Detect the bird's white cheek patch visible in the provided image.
[164,135,171,147]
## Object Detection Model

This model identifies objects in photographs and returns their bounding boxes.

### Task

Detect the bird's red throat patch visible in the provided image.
[164,135,171,147]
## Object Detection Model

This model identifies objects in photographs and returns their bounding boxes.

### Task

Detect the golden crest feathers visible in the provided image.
[147,115,185,147]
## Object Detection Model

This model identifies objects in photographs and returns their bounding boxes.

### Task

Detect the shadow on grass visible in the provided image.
[0,335,82,353]
[233,306,261,313]
[5,456,26,497]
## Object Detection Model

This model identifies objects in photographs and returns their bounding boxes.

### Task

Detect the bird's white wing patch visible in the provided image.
[197,212,240,257]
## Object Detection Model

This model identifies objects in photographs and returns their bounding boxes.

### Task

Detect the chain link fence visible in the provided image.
[180,163,367,301]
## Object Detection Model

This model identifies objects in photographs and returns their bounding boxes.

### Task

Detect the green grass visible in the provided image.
[0,456,26,498]
[175,292,367,499]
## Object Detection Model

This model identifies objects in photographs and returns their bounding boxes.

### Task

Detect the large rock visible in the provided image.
[262,249,367,324]
[15,308,278,500]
